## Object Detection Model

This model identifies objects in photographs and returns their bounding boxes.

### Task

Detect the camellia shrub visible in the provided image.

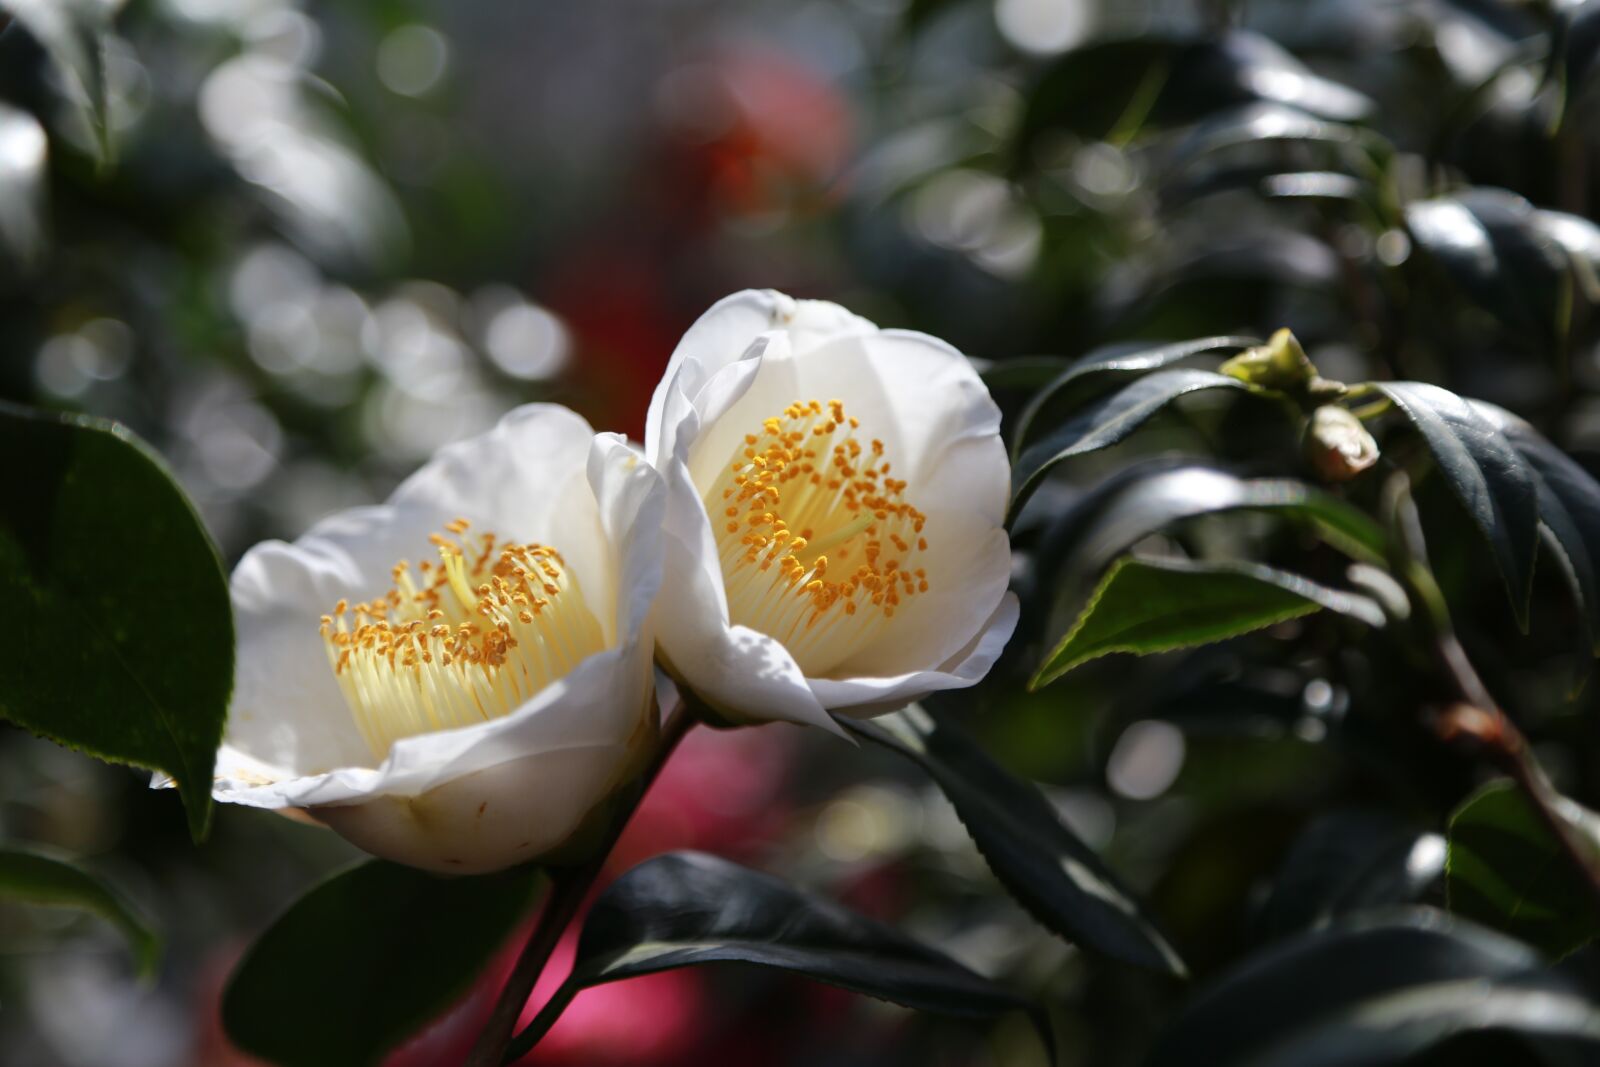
[10,2,1600,1066]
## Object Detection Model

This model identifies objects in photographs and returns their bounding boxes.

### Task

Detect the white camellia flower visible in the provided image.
[645,290,1017,732]
[194,405,664,874]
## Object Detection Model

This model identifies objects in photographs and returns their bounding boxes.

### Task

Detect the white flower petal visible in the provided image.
[645,289,873,462]
[649,292,1015,725]
[209,405,666,873]
[811,592,1020,716]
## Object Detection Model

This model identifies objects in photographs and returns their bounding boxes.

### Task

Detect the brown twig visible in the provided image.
[462,694,696,1067]
[1384,476,1600,912]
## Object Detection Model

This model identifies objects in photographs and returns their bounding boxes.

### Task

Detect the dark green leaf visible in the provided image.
[1164,167,1373,214]
[0,403,231,841]
[1165,103,1367,176]
[1558,1,1600,108]
[224,860,543,1067]
[1256,812,1442,940]
[1040,465,1387,568]
[0,847,158,975]
[1148,909,1600,1067]
[1011,368,1251,521]
[1,0,113,161]
[0,100,46,266]
[1378,381,1540,628]
[1471,401,1600,656]
[1537,209,1600,304]
[1404,191,1574,350]
[1035,556,1384,689]
[526,850,1048,1060]
[1013,336,1257,458]
[1016,31,1371,153]
[839,707,1186,976]
[1448,781,1600,958]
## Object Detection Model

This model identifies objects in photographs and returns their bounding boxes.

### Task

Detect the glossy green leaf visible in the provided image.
[224,860,543,1067]
[1163,166,1373,215]
[1148,909,1600,1067]
[0,847,159,975]
[1256,812,1442,940]
[1165,103,1367,176]
[1034,556,1384,689]
[0,402,232,841]
[1039,465,1387,569]
[1017,31,1370,152]
[1012,336,1257,459]
[1,0,115,161]
[1471,400,1600,656]
[1558,1,1600,112]
[839,707,1186,977]
[0,100,46,266]
[1378,382,1540,628]
[1404,191,1575,351]
[1011,368,1251,521]
[509,850,1050,1062]
[1447,781,1600,958]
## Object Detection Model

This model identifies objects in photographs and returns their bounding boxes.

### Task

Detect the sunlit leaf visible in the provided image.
[1,0,117,161]
[1035,465,1386,568]
[0,402,231,841]
[0,100,47,265]
[0,847,159,975]
[1034,556,1384,689]
[1013,336,1257,458]
[1448,780,1600,958]
[839,707,1187,977]
[224,861,543,1067]
[1404,191,1575,351]
[1011,368,1252,520]
[1165,103,1368,175]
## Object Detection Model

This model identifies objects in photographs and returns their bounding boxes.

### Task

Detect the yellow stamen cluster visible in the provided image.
[319,519,605,761]
[709,398,929,675]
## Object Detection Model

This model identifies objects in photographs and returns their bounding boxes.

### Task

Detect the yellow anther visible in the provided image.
[319,524,606,762]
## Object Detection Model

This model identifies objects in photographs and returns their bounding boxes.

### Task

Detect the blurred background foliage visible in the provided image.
[9,0,1600,1064]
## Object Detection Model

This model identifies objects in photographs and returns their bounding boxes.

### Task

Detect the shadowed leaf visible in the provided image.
[0,402,231,841]
[0,847,159,975]
[839,707,1186,976]
[1378,381,1540,628]
[508,850,1052,1062]
[224,861,544,1067]
[1448,781,1600,959]
[1149,909,1600,1067]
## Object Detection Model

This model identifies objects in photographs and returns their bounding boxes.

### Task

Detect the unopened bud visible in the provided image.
[1304,405,1380,482]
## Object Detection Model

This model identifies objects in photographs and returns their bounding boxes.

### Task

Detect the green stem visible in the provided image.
[463,693,697,1067]
[1348,397,1392,421]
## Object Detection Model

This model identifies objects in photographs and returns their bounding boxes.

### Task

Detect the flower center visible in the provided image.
[319,519,606,761]
[707,399,929,675]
